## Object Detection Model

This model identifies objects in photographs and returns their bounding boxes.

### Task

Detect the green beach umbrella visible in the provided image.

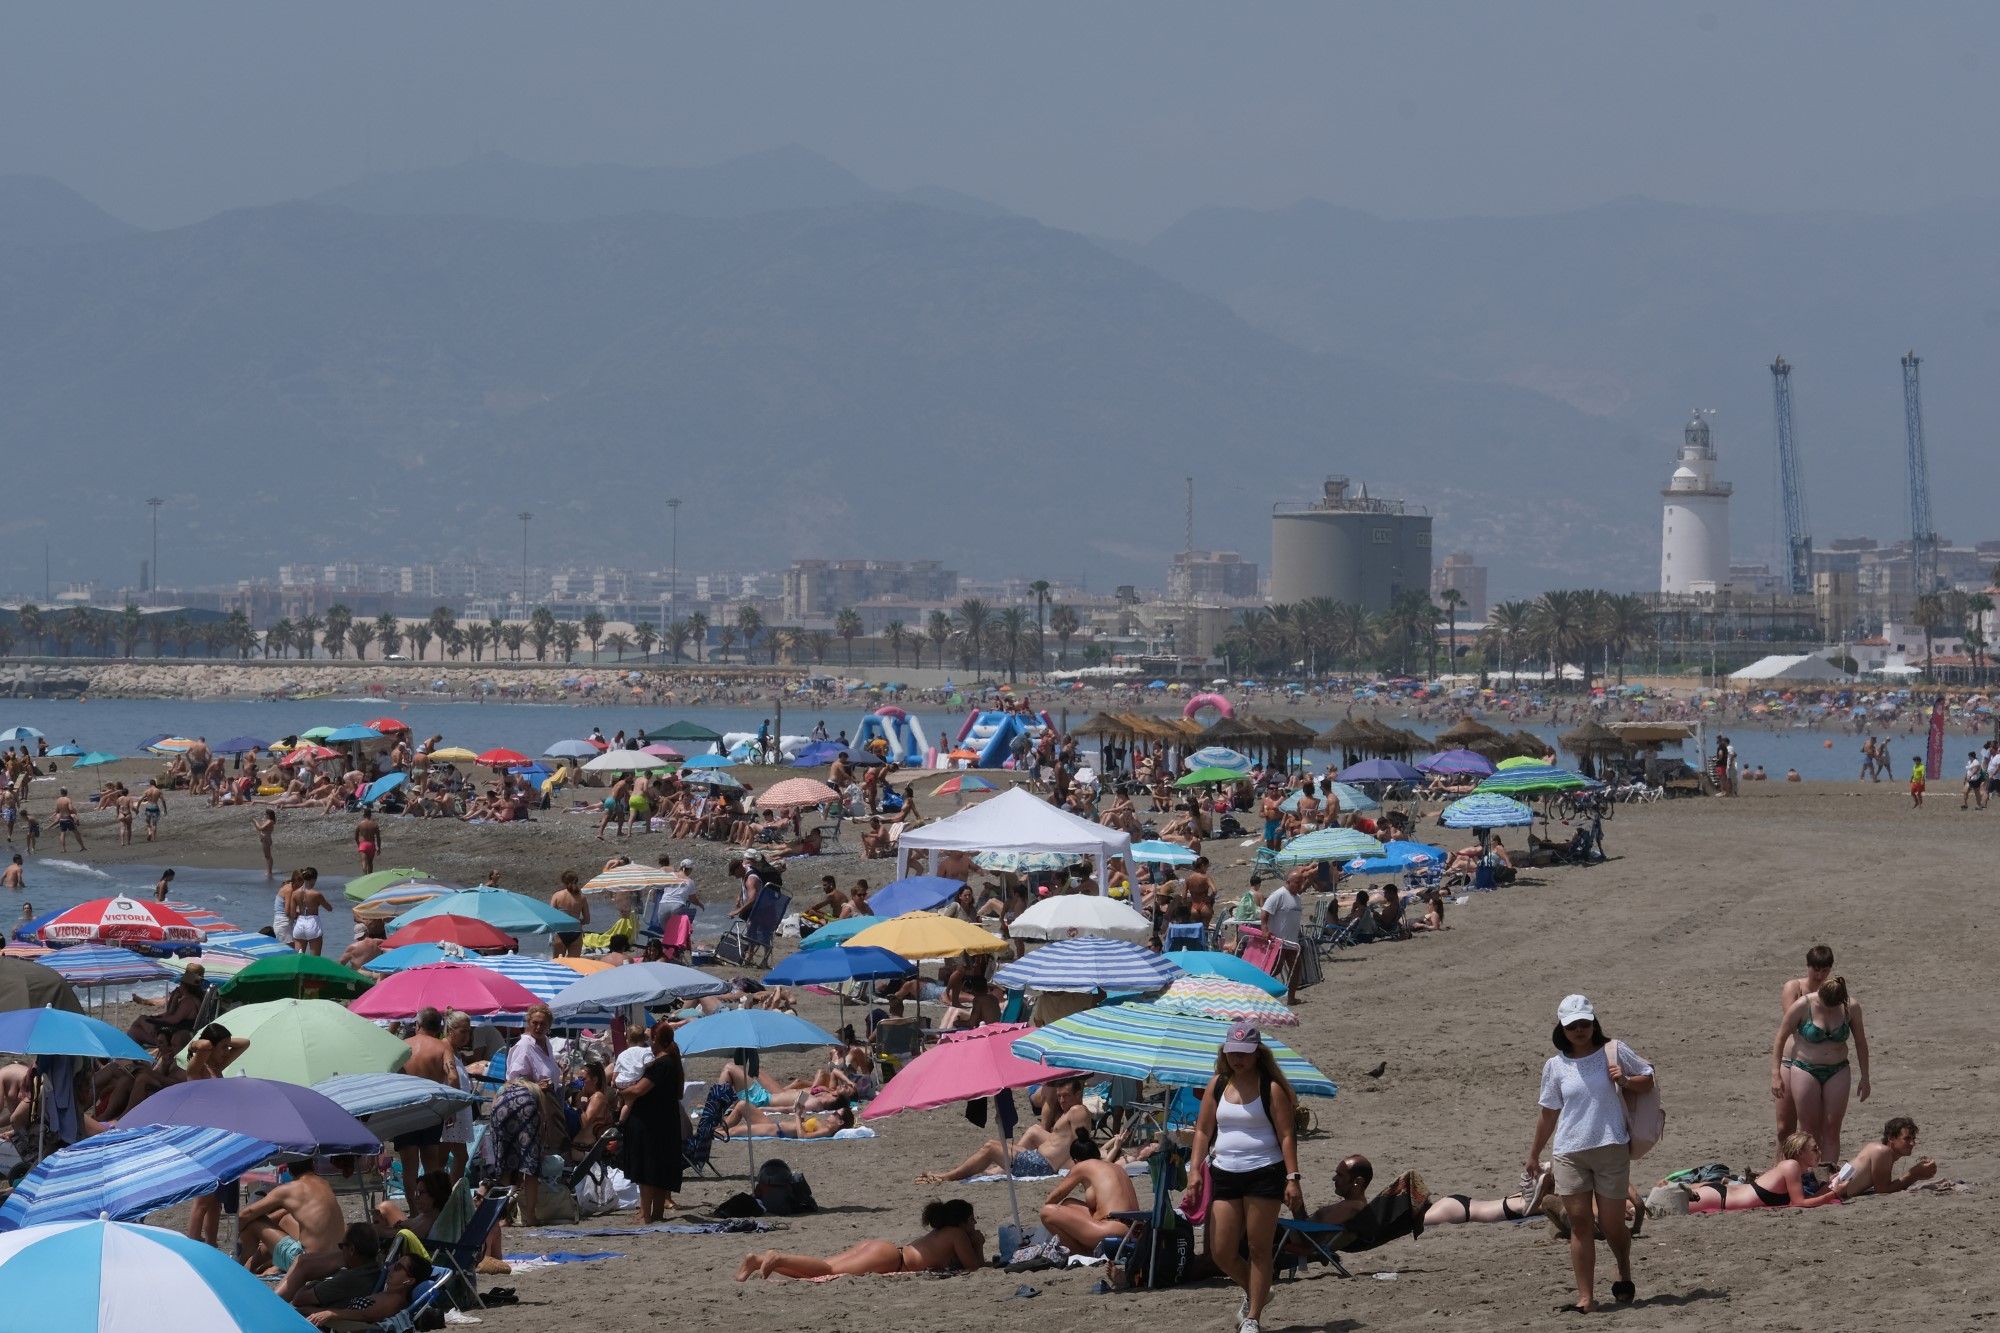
[1495,755,1543,770]
[219,954,374,1004]
[1175,766,1243,787]
[1474,765,1590,796]
[196,998,410,1086]
[300,726,338,742]
[344,867,429,903]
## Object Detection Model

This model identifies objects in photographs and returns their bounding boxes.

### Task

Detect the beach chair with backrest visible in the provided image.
[682,1083,737,1177]
[1164,922,1206,952]
[430,1184,513,1310]
[873,1017,923,1078]
[1274,1214,1352,1280]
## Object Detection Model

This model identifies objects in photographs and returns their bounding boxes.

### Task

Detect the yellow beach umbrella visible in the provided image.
[847,911,1008,960]
[554,956,615,975]
[426,747,479,762]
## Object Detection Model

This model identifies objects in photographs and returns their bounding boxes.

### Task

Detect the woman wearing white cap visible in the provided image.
[1525,993,1653,1313]
[1188,1021,1302,1333]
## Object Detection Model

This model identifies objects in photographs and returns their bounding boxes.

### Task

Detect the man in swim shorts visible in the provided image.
[240,1156,346,1300]
[353,812,380,874]
[51,789,84,852]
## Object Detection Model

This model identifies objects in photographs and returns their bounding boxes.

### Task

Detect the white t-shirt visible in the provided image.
[1261,886,1303,945]
[1985,753,2000,780]
[613,1045,652,1088]
[1538,1043,1654,1154]
[1969,757,1985,782]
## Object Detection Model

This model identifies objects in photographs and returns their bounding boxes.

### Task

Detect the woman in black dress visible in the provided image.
[617,1022,685,1220]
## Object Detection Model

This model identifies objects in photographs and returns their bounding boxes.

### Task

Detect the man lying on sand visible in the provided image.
[735,1198,983,1281]
[1831,1117,1937,1198]
[917,1078,1091,1183]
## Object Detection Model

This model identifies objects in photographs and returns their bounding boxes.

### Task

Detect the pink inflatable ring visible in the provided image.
[1183,692,1233,720]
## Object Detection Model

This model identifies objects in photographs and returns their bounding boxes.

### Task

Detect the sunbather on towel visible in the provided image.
[722,1100,855,1139]
[917,1078,1091,1183]
[735,1199,983,1281]
[1294,1156,1574,1252]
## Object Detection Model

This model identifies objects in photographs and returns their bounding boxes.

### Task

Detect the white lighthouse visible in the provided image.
[1660,411,1731,594]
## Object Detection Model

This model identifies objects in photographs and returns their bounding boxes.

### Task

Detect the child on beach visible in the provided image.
[1910,758,1925,808]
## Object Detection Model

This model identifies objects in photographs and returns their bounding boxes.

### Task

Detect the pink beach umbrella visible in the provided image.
[641,744,683,760]
[347,963,538,1020]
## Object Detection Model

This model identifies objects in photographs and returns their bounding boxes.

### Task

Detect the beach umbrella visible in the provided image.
[0,1216,316,1330]
[0,726,43,743]
[1013,1002,1336,1097]
[385,914,517,950]
[756,777,838,809]
[205,999,411,1085]
[675,1009,843,1057]
[348,963,539,1020]
[0,1008,148,1061]
[457,954,601,1010]
[554,956,614,975]
[866,875,964,917]
[847,912,1008,960]
[680,753,735,770]
[582,749,671,773]
[798,916,888,950]
[210,736,266,755]
[763,946,914,989]
[1006,895,1153,943]
[351,881,456,921]
[312,1073,478,1142]
[146,738,197,755]
[1342,839,1446,876]
[279,745,338,767]
[646,720,724,743]
[299,727,337,742]
[364,943,465,974]
[580,863,688,896]
[544,739,600,759]
[972,850,1078,874]
[1475,765,1590,796]
[1417,748,1497,776]
[45,744,85,757]
[218,954,373,1004]
[0,1125,279,1229]
[323,725,383,744]
[472,748,530,767]
[994,936,1180,993]
[1441,793,1535,829]
[40,897,201,947]
[1323,781,1380,812]
[120,1078,380,1158]
[1496,754,1544,770]
[930,772,997,797]
[642,743,685,759]
[387,888,580,935]
[1270,828,1387,866]
[0,957,82,1014]
[73,752,120,768]
[549,961,729,1016]
[1186,746,1253,773]
[342,867,431,903]
[426,746,478,762]
[1152,949,1287,996]
[365,718,409,734]
[1155,976,1300,1027]
[359,771,406,804]
[1175,766,1243,787]
[1336,758,1425,783]
[37,947,172,989]
[198,931,291,962]
[1128,839,1198,865]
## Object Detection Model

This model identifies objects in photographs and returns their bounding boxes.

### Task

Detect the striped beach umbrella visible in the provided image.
[1155,976,1300,1027]
[201,931,292,960]
[1012,1001,1336,1097]
[1128,839,1198,865]
[1186,747,1253,774]
[0,1218,315,1330]
[756,777,839,809]
[1269,828,1387,866]
[38,947,172,989]
[993,936,1181,993]
[0,1126,278,1228]
[1475,765,1590,795]
[457,953,595,1007]
[580,863,689,896]
[312,1073,477,1142]
[1441,793,1536,828]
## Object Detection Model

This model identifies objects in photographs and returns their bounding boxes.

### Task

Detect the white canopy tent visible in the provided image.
[1728,654,1854,684]
[894,786,1133,895]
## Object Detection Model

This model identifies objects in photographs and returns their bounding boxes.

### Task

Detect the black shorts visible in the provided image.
[393,1122,445,1150]
[555,931,582,947]
[1209,1161,1288,1201]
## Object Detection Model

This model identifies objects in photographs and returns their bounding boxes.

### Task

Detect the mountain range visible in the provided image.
[7,146,1992,601]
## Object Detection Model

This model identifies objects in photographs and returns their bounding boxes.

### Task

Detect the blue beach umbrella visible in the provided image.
[1129,839,1198,865]
[73,752,120,768]
[360,772,407,804]
[763,945,915,988]
[458,953,597,1007]
[993,936,1182,994]
[322,725,383,744]
[387,889,579,936]
[549,962,728,1015]
[1342,839,1447,875]
[0,1125,278,1229]
[0,1008,148,1061]
[46,745,84,758]
[799,915,888,950]
[1155,949,1287,996]
[1441,793,1536,829]
[1013,1001,1335,1097]
[544,739,600,759]
[0,726,43,743]
[1417,748,1497,777]
[364,943,463,974]
[681,753,735,769]
[0,1218,316,1330]
[674,1009,842,1057]
[1270,828,1388,867]
[312,1073,478,1143]
[867,875,964,917]
[1186,746,1253,774]
[119,1078,380,1158]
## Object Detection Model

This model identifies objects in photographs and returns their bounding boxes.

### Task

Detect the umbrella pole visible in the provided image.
[998,1130,1023,1235]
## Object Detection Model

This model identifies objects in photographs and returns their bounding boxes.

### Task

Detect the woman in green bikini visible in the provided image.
[1771,975,1869,1166]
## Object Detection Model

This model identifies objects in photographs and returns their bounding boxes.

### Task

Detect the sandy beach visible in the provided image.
[63,773,1995,1330]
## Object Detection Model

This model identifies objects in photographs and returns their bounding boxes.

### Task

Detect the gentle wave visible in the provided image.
[38,859,115,880]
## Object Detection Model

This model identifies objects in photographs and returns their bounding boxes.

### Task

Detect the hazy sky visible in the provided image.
[6,1,2000,238]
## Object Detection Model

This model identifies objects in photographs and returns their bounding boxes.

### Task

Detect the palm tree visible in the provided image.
[686,612,708,664]
[168,616,194,658]
[604,631,632,661]
[1438,588,1464,676]
[883,619,909,669]
[322,605,353,660]
[266,617,293,660]
[1049,604,1081,666]
[1328,602,1374,671]
[428,607,456,654]
[465,623,489,662]
[736,605,763,663]
[666,619,690,664]
[1483,600,1533,684]
[1602,592,1655,685]
[1912,592,1948,682]
[1029,579,1052,664]
[226,609,254,659]
[408,624,433,661]
[59,606,93,656]
[717,625,738,662]
[835,608,863,665]
[294,615,323,660]
[15,604,42,654]
[443,626,467,660]
[348,621,376,659]
[1527,589,1591,689]
[120,604,144,658]
[502,624,527,661]
[554,621,582,662]
[926,610,954,670]
[528,607,556,662]
[955,599,991,675]
[632,620,658,661]
[806,629,832,664]
[1375,591,1431,675]
[374,613,402,658]
[997,606,1029,682]
[582,610,606,661]
[1966,592,1994,683]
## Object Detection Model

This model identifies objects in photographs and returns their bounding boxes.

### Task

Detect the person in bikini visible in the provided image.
[734,1198,982,1281]
[289,868,330,956]
[1772,944,1833,1160]
[353,812,380,874]
[1679,1132,1844,1213]
[1771,972,1868,1164]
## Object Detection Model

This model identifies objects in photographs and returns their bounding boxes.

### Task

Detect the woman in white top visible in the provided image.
[1525,993,1654,1314]
[1188,1022,1302,1333]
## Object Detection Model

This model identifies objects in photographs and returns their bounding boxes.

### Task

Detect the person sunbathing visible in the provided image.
[241,1156,348,1301]
[1680,1133,1844,1212]
[304,1249,432,1328]
[1038,1134,1140,1253]
[917,1079,1091,1183]
[724,1101,856,1140]
[1829,1116,1937,1199]
[735,1198,982,1281]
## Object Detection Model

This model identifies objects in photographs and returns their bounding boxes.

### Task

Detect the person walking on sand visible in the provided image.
[254,808,276,877]
[52,788,85,852]
[1909,757,1925,808]
[140,780,165,843]
[1525,994,1653,1314]
[1187,1023,1303,1333]
[353,812,380,874]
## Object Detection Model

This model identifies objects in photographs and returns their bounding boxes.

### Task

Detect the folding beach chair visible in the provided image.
[1095,1140,1189,1289]
[682,1084,737,1178]
[1274,1216,1351,1280]
[430,1185,513,1310]
[1164,922,1206,952]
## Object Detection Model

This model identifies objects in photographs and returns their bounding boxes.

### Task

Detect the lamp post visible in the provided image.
[147,497,163,594]
[667,497,681,639]
[517,511,532,607]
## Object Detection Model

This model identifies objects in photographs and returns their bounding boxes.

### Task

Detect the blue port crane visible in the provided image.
[1901,351,1940,599]
[1769,356,1812,596]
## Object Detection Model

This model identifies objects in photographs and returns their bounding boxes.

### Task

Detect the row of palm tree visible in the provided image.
[1911,587,1996,680]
